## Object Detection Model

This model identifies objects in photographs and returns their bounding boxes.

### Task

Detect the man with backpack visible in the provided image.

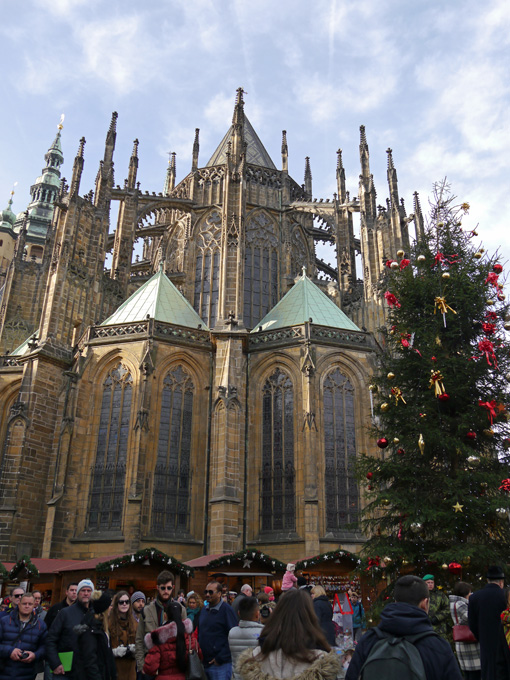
[345,575,462,680]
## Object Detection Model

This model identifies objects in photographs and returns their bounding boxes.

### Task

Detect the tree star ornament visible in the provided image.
[453,502,464,513]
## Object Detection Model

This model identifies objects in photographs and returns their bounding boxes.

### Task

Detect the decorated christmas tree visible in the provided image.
[357,182,510,583]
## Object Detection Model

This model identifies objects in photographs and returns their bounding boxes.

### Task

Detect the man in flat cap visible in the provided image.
[468,565,506,680]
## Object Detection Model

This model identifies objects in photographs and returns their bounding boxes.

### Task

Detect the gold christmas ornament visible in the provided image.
[504,322,510,331]
[496,508,508,519]
[369,384,378,393]
[380,498,390,507]
[418,433,425,454]
[383,556,392,563]
[483,429,494,438]
[487,299,495,306]
[381,402,390,412]
[437,221,444,227]
[462,556,471,566]
[397,249,405,258]
[417,255,426,264]
[390,261,399,270]
[480,248,485,253]
[441,563,448,570]
[442,272,450,280]
[467,455,480,467]
[474,252,482,259]
[393,437,400,444]
[387,372,395,381]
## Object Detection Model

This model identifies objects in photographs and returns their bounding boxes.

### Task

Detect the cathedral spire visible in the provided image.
[281,130,288,173]
[95,112,117,207]
[164,152,176,195]
[386,147,399,209]
[127,138,139,189]
[69,137,85,199]
[336,149,346,202]
[359,125,370,178]
[304,156,312,197]
[231,88,245,162]
[192,128,200,171]
[232,87,245,126]
[413,191,425,241]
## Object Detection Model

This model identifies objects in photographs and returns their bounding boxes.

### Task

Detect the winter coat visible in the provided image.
[135,598,185,672]
[312,596,335,646]
[198,600,239,666]
[351,600,366,630]
[428,589,451,639]
[236,646,341,680]
[73,612,117,680]
[495,621,510,680]
[229,621,264,679]
[345,602,463,680]
[468,582,507,680]
[44,598,70,631]
[143,618,200,680]
[449,595,480,672]
[0,609,47,680]
[45,600,90,675]
[281,571,297,591]
[109,615,137,680]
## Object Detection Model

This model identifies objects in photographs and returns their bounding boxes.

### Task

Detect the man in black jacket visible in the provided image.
[44,583,78,632]
[468,565,506,680]
[46,579,93,677]
[345,575,462,680]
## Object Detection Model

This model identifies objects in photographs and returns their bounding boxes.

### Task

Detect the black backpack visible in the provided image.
[359,627,437,680]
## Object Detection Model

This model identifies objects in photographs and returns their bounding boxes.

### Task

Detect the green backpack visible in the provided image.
[359,627,437,680]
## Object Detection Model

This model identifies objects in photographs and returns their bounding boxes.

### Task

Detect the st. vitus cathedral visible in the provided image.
[0,89,424,562]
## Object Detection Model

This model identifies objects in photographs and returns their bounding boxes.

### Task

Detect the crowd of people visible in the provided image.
[0,563,508,680]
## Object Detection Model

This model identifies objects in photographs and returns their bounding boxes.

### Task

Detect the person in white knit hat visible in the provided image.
[46,578,95,677]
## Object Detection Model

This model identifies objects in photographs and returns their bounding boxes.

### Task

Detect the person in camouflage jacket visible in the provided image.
[423,575,452,641]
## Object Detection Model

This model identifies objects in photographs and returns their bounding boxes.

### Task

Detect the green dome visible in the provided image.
[0,195,16,231]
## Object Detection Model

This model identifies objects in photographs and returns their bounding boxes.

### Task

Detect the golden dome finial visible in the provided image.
[57,113,65,131]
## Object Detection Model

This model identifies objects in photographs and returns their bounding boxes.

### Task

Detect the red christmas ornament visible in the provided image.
[486,272,499,287]
[482,322,496,335]
[499,479,510,493]
[384,291,401,308]
[448,562,462,575]
[397,448,405,455]
[466,430,477,440]
[438,393,450,402]
[377,438,389,449]
[493,264,503,274]
[366,472,374,480]
[400,258,411,270]
[385,259,395,268]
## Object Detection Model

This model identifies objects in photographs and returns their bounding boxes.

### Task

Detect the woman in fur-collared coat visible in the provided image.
[237,589,341,680]
[143,601,201,680]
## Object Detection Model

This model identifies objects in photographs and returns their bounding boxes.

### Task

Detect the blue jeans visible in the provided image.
[205,662,233,680]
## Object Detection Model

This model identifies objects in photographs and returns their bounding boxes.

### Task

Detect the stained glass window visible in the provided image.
[194,211,221,327]
[261,369,295,532]
[151,366,194,535]
[244,213,278,328]
[323,368,359,530]
[88,363,132,531]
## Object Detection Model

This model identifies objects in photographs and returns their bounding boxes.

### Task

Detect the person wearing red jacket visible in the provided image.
[143,601,201,680]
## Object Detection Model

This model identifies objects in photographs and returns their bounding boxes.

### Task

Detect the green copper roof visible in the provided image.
[101,266,209,329]
[206,114,276,169]
[0,194,16,231]
[251,271,361,332]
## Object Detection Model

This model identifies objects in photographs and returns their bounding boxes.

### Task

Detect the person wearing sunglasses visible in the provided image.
[0,587,25,620]
[198,581,238,680]
[135,571,186,679]
[109,591,137,680]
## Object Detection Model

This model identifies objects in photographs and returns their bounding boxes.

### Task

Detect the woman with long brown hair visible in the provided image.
[109,590,137,680]
[237,588,340,680]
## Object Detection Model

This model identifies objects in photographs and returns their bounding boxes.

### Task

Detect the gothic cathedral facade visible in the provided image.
[0,90,424,562]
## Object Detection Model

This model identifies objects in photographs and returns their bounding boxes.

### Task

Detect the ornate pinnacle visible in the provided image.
[386,148,394,169]
[360,125,367,147]
[281,130,288,154]
[131,139,139,158]
[337,149,343,169]
[109,111,118,134]
[77,137,86,158]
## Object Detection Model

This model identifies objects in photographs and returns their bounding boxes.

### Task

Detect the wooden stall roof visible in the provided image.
[5,558,83,575]
[55,555,124,572]
[184,554,229,568]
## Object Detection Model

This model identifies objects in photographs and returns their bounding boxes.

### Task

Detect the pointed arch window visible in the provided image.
[194,211,221,327]
[244,213,278,328]
[323,369,359,531]
[151,366,194,536]
[261,369,295,533]
[87,363,132,531]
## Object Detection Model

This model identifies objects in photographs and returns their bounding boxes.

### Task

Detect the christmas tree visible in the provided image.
[357,182,510,583]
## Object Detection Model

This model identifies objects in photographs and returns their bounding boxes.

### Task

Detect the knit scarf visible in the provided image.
[500,608,510,647]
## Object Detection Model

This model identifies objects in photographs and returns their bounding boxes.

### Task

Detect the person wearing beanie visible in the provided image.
[130,591,146,624]
[73,590,117,680]
[46,578,95,677]
[468,565,506,680]
[281,563,298,591]
[422,575,451,641]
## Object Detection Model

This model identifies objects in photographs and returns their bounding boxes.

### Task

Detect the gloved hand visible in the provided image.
[129,644,136,654]
[113,646,127,657]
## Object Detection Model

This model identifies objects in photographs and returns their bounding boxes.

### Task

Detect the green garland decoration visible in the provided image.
[96,548,194,577]
[9,555,39,579]
[208,549,286,571]
[295,548,361,571]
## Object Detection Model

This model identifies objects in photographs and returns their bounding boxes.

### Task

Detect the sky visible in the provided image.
[1,0,509,275]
